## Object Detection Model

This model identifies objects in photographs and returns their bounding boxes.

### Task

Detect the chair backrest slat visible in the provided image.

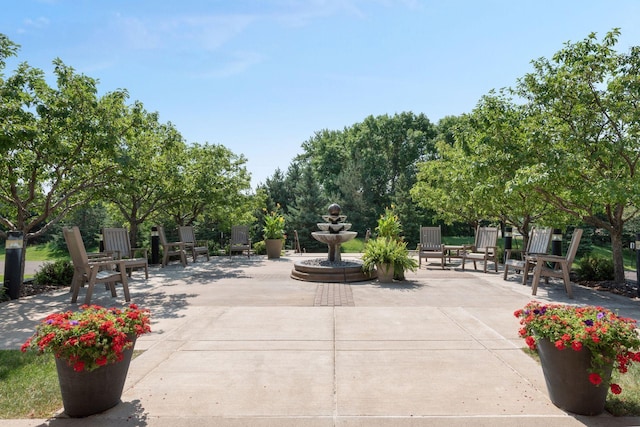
[63,226,89,267]
[420,226,442,251]
[157,226,169,246]
[231,225,249,245]
[526,227,552,255]
[565,229,584,265]
[103,228,131,258]
[475,227,498,252]
[178,226,196,244]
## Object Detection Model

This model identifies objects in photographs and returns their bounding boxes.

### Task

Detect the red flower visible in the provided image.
[554,339,565,350]
[525,336,536,350]
[73,360,85,372]
[588,373,602,385]
[96,355,108,366]
[571,341,582,351]
[610,383,622,395]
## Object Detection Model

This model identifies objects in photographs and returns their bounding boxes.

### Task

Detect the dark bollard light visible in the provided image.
[636,233,640,298]
[504,227,513,263]
[151,226,160,265]
[3,231,25,300]
[552,229,563,256]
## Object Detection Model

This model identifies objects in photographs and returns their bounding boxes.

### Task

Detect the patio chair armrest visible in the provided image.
[131,247,148,258]
[88,259,123,268]
[527,254,565,263]
[88,251,116,259]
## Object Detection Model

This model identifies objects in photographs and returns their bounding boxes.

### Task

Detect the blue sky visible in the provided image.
[2,1,640,188]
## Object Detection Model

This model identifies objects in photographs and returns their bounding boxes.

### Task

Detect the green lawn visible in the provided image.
[0,351,61,419]
[0,243,70,282]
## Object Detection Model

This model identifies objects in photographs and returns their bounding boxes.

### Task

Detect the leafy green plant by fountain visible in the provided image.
[367,206,416,280]
[375,206,403,240]
[361,237,418,275]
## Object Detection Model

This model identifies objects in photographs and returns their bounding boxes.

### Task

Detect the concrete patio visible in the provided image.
[1,253,639,426]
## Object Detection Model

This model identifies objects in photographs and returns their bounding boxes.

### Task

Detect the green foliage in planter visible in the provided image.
[375,206,402,239]
[33,260,74,288]
[576,254,614,281]
[362,237,418,273]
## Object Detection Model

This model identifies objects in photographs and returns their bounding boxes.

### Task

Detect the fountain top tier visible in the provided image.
[311,203,357,262]
[318,203,351,234]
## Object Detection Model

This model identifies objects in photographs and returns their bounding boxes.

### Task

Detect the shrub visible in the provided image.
[252,240,266,255]
[576,254,614,281]
[33,260,74,288]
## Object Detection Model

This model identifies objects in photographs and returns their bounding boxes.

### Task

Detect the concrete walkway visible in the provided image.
[1,254,639,426]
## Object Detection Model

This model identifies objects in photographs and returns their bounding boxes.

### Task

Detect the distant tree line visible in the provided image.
[3,29,639,284]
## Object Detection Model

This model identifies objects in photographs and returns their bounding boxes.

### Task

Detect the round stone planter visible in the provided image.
[265,239,283,259]
[537,338,613,415]
[55,336,136,417]
[376,263,394,283]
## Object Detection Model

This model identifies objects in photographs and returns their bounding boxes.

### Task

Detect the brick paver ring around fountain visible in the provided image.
[313,283,354,306]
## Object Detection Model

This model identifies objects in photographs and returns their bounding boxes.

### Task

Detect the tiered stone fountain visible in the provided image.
[291,204,372,282]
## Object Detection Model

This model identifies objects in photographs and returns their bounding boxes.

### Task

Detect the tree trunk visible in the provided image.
[129,222,139,250]
[610,227,626,284]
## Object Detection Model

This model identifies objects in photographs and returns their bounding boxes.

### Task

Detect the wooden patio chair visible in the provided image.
[157,225,187,267]
[503,227,552,280]
[178,226,210,262]
[461,226,499,273]
[102,227,149,279]
[63,226,130,305]
[524,228,583,298]
[418,226,446,269]
[229,225,251,257]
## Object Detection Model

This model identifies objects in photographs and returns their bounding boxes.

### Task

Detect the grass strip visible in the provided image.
[0,351,61,419]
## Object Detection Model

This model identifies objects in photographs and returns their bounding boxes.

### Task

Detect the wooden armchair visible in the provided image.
[178,226,210,262]
[418,226,446,269]
[524,229,583,298]
[503,227,552,280]
[229,225,251,257]
[102,227,149,279]
[157,225,187,267]
[63,226,130,305]
[461,226,499,273]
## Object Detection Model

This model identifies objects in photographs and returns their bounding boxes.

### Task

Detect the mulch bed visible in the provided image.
[575,279,639,299]
[19,280,68,298]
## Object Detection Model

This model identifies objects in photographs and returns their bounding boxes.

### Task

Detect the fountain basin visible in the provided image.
[312,230,357,244]
[291,258,374,282]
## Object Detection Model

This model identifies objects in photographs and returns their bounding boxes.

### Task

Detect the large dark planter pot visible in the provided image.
[537,338,613,415]
[265,239,283,259]
[55,336,136,417]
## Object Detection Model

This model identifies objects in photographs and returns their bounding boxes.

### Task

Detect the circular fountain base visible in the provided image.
[291,258,375,283]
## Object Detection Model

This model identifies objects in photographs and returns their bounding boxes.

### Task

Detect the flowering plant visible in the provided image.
[21,304,151,372]
[515,301,640,394]
[263,205,285,240]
